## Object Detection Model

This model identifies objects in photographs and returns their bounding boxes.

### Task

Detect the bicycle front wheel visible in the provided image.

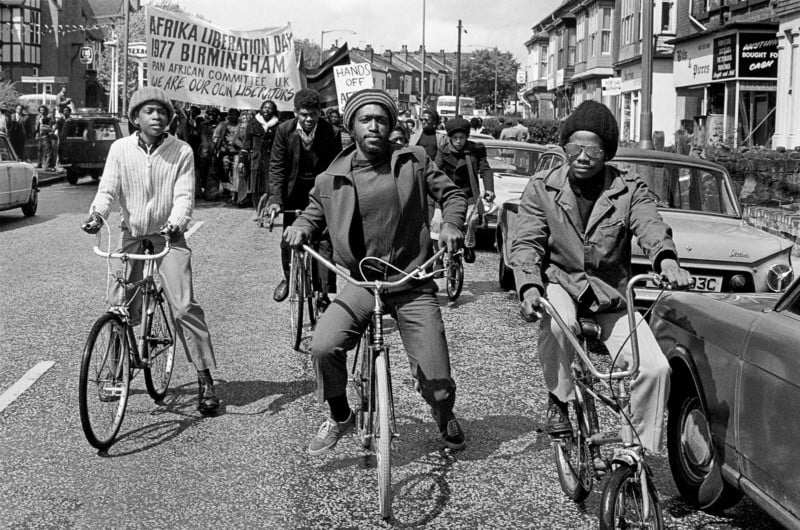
[446,257,464,301]
[356,336,373,449]
[78,313,131,451]
[600,463,663,530]
[143,290,176,402]
[289,254,305,351]
[374,353,393,520]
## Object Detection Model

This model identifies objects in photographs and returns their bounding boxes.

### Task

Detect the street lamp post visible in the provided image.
[421,0,426,110]
[638,0,654,149]
[456,19,463,116]
[494,47,498,116]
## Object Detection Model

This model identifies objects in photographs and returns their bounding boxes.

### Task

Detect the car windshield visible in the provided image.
[485,147,539,178]
[609,160,739,217]
[64,121,91,139]
[94,122,119,140]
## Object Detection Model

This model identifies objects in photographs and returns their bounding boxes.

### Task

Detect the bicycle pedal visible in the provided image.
[99,384,124,402]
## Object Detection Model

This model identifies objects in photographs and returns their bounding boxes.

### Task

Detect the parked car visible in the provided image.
[472,139,549,230]
[58,111,122,185]
[650,276,800,528]
[0,133,38,217]
[496,147,795,298]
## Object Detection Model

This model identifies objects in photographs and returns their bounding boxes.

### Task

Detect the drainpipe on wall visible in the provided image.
[688,0,708,32]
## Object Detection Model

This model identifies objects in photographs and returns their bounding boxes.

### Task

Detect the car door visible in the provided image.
[738,297,800,512]
[0,136,24,205]
[0,146,11,208]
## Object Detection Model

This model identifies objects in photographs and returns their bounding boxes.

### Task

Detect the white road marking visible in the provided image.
[0,361,56,413]
[184,221,204,239]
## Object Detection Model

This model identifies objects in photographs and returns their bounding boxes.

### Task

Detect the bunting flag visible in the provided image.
[6,20,118,36]
[303,43,351,110]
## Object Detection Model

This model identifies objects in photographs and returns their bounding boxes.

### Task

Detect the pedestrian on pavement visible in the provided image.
[55,86,72,119]
[409,107,447,161]
[499,118,519,141]
[434,117,495,264]
[8,103,27,161]
[35,106,56,170]
[513,119,530,142]
[283,88,469,454]
[81,86,221,415]
[510,100,692,451]
[0,103,8,134]
[212,108,243,203]
[267,88,342,305]
[240,100,280,208]
[54,106,72,166]
[326,107,351,149]
[491,117,506,139]
[195,107,220,200]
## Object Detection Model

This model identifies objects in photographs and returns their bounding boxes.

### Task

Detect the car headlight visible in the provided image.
[767,263,793,292]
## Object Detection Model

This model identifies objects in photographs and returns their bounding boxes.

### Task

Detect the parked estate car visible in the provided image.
[473,139,548,230]
[650,276,800,529]
[0,133,38,217]
[58,111,122,185]
[496,147,795,299]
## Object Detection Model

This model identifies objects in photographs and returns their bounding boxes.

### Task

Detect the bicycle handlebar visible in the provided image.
[93,231,171,260]
[268,208,303,233]
[301,244,446,292]
[538,273,667,381]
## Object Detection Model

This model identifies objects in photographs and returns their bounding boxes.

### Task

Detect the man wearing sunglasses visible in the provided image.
[509,100,691,452]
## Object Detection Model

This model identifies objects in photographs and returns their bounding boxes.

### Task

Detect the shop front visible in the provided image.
[615,59,675,144]
[674,28,777,149]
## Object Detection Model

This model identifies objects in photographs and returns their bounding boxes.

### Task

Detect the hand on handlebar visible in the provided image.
[483,191,496,203]
[283,226,308,247]
[659,259,692,290]
[159,223,182,238]
[438,222,464,255]
[81,212,104,234]
[519,286,543,323]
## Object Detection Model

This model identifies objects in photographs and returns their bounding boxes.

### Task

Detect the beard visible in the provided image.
[356,134,388,157]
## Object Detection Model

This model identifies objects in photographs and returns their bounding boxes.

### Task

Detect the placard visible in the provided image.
[333,62,374,107]
[144,6,302,110]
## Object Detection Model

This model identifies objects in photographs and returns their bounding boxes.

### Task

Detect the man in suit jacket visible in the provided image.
[267,89,342,303]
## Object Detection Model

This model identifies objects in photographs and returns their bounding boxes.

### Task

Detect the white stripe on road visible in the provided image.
[184,221,204,239]
[0,361,56,413]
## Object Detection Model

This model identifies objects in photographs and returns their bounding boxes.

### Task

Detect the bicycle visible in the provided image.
[442,248,464,301]
[539,273,671,530]
[269,208,322,351]
[301,243,446,521]
[78,220,176,451]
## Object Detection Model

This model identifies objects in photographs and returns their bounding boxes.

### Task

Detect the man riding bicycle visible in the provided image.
[434,117,495,263]
[82,87,220,415]
[510,100,691,452]
[282,89,469,455]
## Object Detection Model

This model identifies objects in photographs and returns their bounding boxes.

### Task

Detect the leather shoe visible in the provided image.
[197,382,220,415]
[545,393,572,435]
[463,248,476,264]
[317,294,331,313]
[273,279,289,302]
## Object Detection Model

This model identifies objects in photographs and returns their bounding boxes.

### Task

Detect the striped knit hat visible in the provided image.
[128,86,175,125]
[342,89,398,132]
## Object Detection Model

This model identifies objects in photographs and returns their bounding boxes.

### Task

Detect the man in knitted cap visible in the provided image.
[81,86,221,415]
[284,88,469,454]
[510,100,691,450]
[435,117,495,263]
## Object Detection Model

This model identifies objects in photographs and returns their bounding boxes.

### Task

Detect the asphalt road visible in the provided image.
[0,178,782,529]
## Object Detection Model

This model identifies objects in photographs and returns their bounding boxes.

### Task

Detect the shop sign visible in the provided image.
[674,38,713,87]
[601,77,622,96]
[713,35,736,80]
[738,33,778,79]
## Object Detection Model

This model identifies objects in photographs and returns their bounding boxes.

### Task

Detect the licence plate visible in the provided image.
[78,162,105,168]
[647,275,723,292]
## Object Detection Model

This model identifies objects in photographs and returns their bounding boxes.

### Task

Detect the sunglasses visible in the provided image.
[564,143,604,159]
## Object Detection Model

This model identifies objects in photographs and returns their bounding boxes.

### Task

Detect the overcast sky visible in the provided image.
[163,0,563,65]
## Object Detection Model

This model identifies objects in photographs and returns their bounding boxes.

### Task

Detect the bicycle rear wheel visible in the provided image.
[552,396,593,503]
[305,253,318,326]
[600,463,663,530]
[446,256,464,301]
[374,353,393,520]
[78,313,131,451]
[289,253,305,351]
[143,290,175,402]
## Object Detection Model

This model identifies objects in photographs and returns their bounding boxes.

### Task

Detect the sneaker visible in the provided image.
[439,416,466,450]
[308,412,355,455]
[273,279,289,302]
[197,382,220,416]
[545,393,572,435]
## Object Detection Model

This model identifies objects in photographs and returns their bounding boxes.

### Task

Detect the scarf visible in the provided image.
[256,113,279,132]
[296,121,317,150]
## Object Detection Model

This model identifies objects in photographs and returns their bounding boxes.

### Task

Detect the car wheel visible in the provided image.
[497,231,515,291]
[21,184,38,217]
[91,171,101,181]
[66,169,81,185]
[667,383,741,511]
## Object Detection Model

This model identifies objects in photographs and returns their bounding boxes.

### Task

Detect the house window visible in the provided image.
[588,4,598,56]
[568,29,576,66]
[601,7,612,54]
[540,45,548,78]
[660,0,675,33]
[576,13,585,64]
[0,0,40,66]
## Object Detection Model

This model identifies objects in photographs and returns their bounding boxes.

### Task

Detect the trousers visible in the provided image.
[310,282,457,416]
[110,231,217,372]
[538,283,670,451]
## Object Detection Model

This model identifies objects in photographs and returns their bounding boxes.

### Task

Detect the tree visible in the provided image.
[294,38,321,69]
[460,48,519,113]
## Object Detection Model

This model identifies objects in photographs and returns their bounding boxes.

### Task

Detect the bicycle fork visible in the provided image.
[371,291,399,440]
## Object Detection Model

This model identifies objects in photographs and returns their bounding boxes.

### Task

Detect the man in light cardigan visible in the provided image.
[82,87,220,415]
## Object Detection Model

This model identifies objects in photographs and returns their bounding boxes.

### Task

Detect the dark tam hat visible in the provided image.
[559,100,619,160]
[445,118,470,137]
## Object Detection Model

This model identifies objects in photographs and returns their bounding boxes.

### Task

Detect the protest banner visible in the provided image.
[333,62,374,108]
[145,6,302,110]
